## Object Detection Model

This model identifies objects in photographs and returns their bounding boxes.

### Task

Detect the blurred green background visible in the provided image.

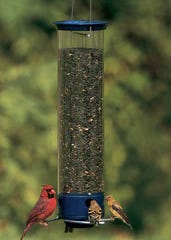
[0,0,171,239]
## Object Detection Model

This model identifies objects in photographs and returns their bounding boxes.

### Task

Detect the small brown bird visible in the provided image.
[106,195,132,229]
[88,200,102,226]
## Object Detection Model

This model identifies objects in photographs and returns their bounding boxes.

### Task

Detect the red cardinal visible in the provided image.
[20,184,56,240]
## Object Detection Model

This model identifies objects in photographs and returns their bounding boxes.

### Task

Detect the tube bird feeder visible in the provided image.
[54,20,107,228]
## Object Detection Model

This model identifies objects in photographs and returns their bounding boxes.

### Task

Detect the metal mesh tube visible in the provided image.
[55,21,107,220]
[58,47,104,194]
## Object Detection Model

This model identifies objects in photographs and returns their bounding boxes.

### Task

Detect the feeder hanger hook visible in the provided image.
[71,0,93,37]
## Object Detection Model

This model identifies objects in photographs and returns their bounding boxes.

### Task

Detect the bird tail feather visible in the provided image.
[127,223,133,230]
[123,220,133,230]
[20,223,33,240]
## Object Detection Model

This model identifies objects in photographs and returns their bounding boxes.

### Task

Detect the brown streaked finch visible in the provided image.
[88,200,102,226]
[105,195,132,229]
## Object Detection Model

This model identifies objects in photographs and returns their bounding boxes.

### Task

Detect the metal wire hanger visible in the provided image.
[71,0,93,37]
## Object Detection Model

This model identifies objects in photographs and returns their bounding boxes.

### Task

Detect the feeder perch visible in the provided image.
[54,20,107,230]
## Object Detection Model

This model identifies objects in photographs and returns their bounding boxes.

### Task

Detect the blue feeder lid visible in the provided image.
[54,20,107,31]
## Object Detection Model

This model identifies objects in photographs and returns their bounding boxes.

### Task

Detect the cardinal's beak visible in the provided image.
[51,189,56,194]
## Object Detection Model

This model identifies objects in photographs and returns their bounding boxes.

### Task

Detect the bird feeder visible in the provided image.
[54,20,107,228]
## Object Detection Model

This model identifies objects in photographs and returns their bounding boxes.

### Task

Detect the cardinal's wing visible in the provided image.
[26,197,49,224]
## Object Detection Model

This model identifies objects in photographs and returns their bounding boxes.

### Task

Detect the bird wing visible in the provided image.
[112,203,129,224]
[89,205,102,214]
[26,197,49,224]
[88,205,102,222]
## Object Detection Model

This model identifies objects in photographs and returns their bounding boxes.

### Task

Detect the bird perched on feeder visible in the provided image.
[20,185,57,240]
[105,195,132,230]
[88,200,102,226]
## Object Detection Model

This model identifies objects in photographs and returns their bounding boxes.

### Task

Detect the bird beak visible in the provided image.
[51,189,56,194]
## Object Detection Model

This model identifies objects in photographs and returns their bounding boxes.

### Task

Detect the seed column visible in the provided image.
[54,20,107,222]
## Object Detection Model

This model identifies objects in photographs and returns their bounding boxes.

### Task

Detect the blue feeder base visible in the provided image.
[58,192,104,228]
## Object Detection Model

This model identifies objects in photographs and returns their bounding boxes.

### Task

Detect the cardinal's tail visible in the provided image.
[20,222,33,240]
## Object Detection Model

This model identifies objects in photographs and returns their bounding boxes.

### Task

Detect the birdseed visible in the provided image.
[58,48,104,194]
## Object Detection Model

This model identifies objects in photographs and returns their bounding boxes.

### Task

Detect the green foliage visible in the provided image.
[0,0,171,239]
